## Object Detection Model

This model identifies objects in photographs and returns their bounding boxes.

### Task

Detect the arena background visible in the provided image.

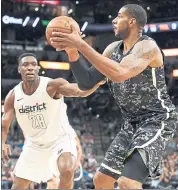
[1,0,178,189]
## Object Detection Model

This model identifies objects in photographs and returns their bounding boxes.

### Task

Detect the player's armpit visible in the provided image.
[115,40,163,82]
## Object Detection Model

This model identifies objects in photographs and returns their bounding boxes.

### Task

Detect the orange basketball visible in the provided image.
[46,16,80,49]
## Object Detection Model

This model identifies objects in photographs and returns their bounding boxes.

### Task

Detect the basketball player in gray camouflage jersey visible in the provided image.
[50,4,178,189]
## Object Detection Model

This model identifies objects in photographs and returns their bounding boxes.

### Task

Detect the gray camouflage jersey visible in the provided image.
[108,35,176,121]
[100,35,178,179]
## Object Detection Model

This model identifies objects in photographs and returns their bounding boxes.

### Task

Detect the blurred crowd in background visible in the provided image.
[1,0,178,189]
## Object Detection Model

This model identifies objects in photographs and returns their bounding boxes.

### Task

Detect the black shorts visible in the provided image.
[99,149,149,183]
[98,113,177,183]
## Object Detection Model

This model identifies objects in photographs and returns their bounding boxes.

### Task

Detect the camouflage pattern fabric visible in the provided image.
[100,113,177,179]
[100,35,178,179]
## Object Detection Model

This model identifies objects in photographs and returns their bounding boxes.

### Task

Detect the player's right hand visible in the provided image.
[2,143,11,164]
[56,32,84,62]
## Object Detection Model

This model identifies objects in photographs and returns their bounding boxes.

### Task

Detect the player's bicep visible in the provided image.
[118,55,150,80]
[47,78,69,97]
[2,90,15,130]
[58,83,81,97]
[117,40,160,81]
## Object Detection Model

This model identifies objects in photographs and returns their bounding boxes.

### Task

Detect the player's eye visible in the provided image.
[23,63,28,67]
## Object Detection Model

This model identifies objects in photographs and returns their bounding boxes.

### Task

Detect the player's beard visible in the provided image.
[115,28,130,40]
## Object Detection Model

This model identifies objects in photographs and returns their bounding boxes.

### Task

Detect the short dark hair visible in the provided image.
[122,4,147,27]
[18,53,37,65]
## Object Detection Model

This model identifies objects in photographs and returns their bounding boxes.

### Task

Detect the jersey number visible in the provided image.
[28,114,47,129]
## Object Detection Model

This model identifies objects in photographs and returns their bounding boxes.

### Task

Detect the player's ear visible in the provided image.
[38,66,40,72]
[129,18,136,25]
[18,66,21,74]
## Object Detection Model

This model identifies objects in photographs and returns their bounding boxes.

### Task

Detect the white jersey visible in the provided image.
[14,76,75,146]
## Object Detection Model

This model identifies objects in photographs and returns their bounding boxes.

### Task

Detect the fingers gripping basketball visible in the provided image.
[46,16,80,49]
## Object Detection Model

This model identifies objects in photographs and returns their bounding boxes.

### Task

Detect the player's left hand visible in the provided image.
[2,144,11,165]
[50,25,83,51]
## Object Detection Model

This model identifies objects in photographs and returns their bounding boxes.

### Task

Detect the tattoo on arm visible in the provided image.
[128,41,158,71]
[116,40,160,81]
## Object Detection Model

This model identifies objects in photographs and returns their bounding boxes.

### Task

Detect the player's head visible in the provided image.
[112,4,147,39]
[18,53,40,83]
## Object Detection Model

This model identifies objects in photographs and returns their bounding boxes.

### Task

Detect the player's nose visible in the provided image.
[27,65,34,71]
[112,17,117,25]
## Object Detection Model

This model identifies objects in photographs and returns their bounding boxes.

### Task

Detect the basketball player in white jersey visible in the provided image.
[2,53,104,189]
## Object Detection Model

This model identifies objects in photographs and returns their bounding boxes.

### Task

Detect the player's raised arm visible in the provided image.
[49,78,105,98]
[2,90,14,162]
[51,28,162,83]
[68,55,105,90]
[53,35,120,90]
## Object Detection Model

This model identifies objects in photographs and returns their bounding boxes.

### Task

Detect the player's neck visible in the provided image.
[123,33,142,54]
[22,77,40,95]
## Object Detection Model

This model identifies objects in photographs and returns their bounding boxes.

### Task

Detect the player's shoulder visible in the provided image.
[133,37,163,66]
[134,38,160,53]
[108,40,122,47]
[105,41,122,50]
[103,40,122,57]
[13,80,21,89]
[39,76,53,86]
[47,78,68,91]
[8,89,15,96]
[5,89,15,105]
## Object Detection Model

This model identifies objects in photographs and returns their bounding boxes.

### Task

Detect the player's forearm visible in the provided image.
[78,41,123,82]
[2,116,12,144]
[66,48,80,62]
[2,126,8,144]
[78,81,103,97]
[70,55,105,90]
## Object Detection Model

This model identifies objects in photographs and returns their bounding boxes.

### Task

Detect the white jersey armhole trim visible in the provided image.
[45,78,63,102]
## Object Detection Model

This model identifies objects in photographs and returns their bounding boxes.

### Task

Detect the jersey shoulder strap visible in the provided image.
[140,35,165,62]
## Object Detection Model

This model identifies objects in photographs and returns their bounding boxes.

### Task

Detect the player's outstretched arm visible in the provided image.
[48,78,105,98]
[53,33,119,90]
[51,27,162,82]
[73,40,161,82]
[68,55,105,90]
[67,41,121,90]
[2,90,14,163]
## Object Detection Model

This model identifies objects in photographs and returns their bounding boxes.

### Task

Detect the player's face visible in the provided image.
[112,8,135,39]
[18,56,39,82]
